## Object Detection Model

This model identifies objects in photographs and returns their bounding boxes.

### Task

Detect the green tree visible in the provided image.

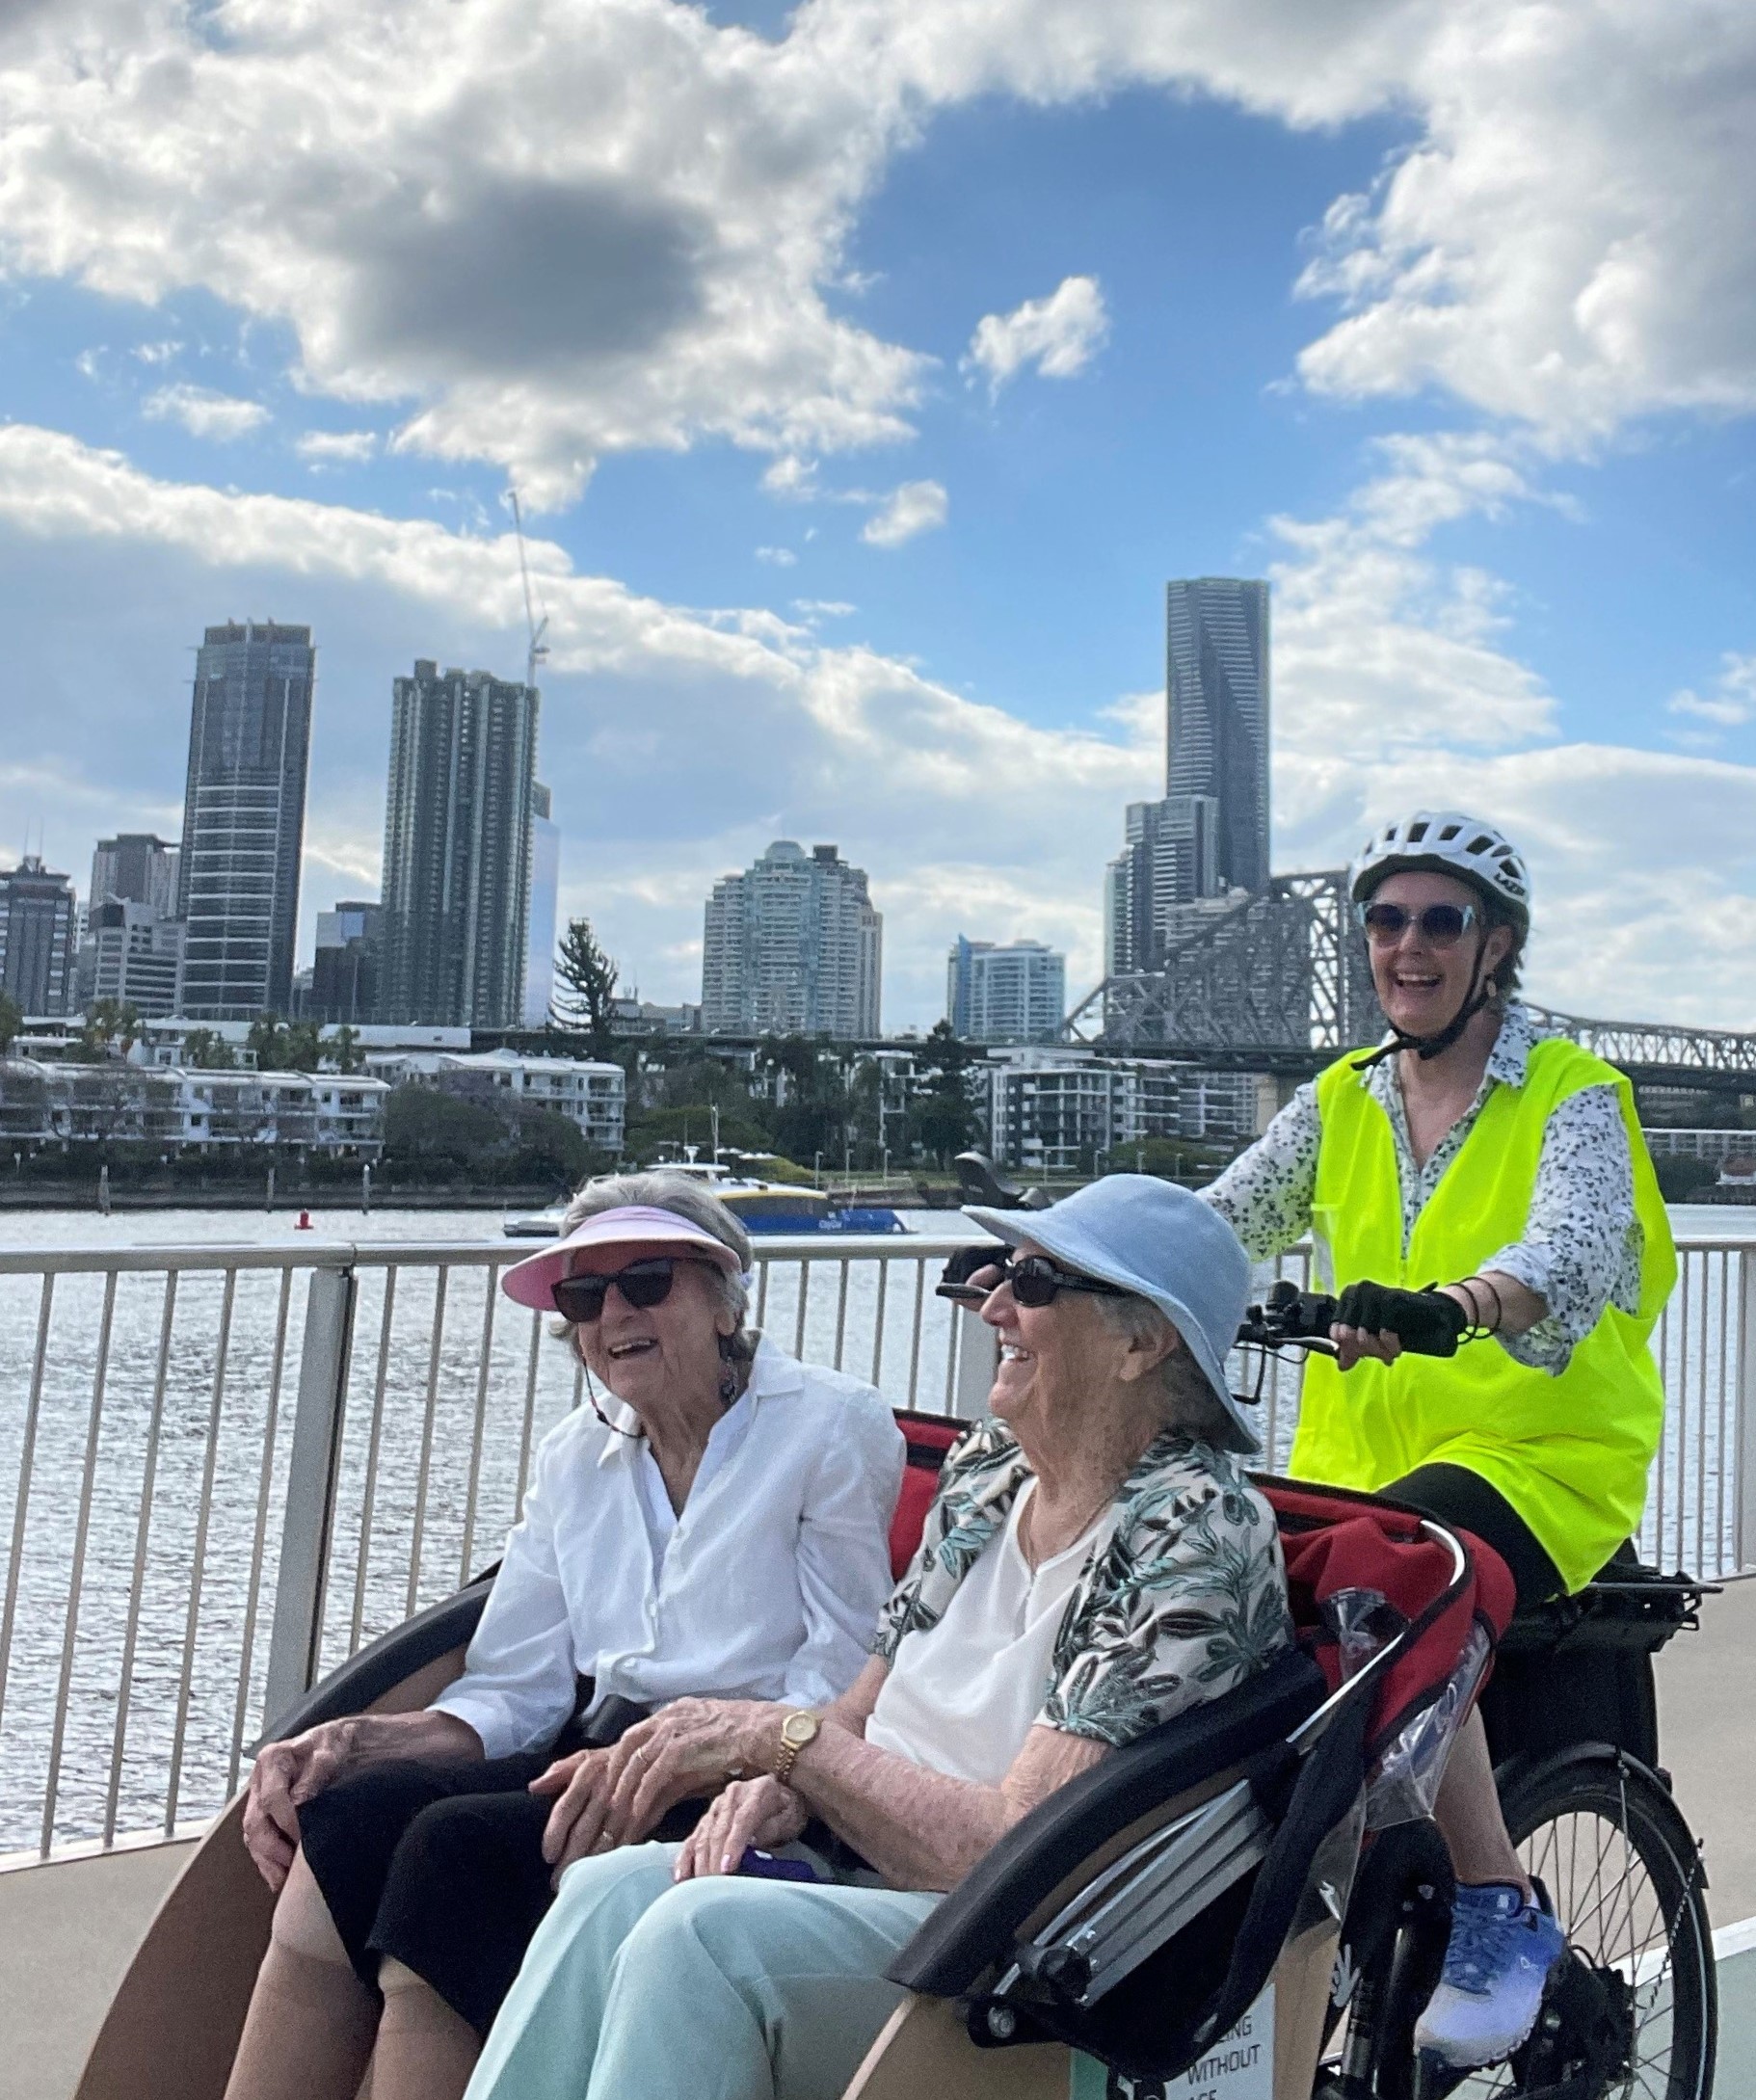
[552,917,620,1060]
[282,1021,323,1073]
[79,997,143,1060]
[908,1021,978,1166]
[0,991,20,1053]
[625,1102,775,1163]
[505,1107,595,1186]
[383,1084,506,1171]
[180,1027,236,1070]
[330,1024,363,1075]
[246,1014,289,1070]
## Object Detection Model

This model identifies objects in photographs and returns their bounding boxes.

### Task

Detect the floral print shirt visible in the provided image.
[873,1417,1291,1748]
[1201,1001,1643,1375]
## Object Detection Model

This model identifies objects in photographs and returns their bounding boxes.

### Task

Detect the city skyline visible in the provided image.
[0,3,1752,1031]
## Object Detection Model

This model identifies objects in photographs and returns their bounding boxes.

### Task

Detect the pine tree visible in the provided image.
[552,917,621,1060]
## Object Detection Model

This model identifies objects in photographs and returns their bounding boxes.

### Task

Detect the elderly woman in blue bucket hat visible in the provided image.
[465,1176,1292,2100]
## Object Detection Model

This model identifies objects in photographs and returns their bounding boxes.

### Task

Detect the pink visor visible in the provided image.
[500,1205,743,1311]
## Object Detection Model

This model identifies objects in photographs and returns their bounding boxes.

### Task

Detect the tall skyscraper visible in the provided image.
[176,621,315,1019]
[90,833,179,916]
[379,661,539,1028]
[0,855,77,1015]
[310,900,381,1025]
[702,840,881,1037]
[1104,792,1220,974]
[1165,577,1270,894]
[523,782,560,1028]
[946,937,1065,1043]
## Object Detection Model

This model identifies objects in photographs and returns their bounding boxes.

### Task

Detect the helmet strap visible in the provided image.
[1351,934,1494,1073]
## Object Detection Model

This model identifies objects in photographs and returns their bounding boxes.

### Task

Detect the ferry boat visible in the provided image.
[503,1153,909,1237]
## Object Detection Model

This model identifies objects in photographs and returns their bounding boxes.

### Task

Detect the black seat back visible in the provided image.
[888,1647,1327,2000]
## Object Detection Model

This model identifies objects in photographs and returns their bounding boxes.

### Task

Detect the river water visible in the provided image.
[0,1207,983,1854]
[0,1203,1748,1856]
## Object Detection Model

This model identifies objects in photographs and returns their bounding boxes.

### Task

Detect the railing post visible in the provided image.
[953,1304,998,1420]
[1738,1249,1756,1576]
[262,1265,358,1735]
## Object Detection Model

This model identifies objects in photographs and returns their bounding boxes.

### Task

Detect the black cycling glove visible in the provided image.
[1332,1280,1468,1358]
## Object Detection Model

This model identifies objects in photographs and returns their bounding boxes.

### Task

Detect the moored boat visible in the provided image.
[503,1155,908,1237]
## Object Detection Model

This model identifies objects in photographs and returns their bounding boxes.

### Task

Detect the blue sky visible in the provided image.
[0,0,1752,1029]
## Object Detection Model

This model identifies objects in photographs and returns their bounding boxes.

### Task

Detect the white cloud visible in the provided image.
[296,428,378,465]
[794,598,856,618]
[143,383,270,441]
[133,339,182,366]
[1667,652,1756,737]
[2,2,1751,491]
[862,479,947,547]
[755,545,799,566]
[964,275,1108,392]
[1290,4,1756,443]
[1266,432,1557,763]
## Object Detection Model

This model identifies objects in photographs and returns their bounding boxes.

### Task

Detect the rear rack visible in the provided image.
[1500,1567,1716,1659]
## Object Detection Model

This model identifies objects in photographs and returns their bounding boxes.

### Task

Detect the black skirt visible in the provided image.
[299,1751,704,2037]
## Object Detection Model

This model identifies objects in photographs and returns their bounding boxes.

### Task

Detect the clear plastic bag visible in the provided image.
[1364,1618,1492,1831]
[1322,1586,1408,1675]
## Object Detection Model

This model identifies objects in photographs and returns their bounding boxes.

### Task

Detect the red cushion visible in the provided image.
[888,1413,964,1578]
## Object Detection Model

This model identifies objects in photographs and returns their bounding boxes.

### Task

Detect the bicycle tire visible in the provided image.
[1450,1749,1716,2100]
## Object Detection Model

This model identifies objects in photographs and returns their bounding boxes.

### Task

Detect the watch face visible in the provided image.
[783,1711,818,1746]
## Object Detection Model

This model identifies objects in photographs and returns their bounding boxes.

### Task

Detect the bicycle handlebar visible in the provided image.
[936,1252,1453,1361]
[1237,1279,1463,1358]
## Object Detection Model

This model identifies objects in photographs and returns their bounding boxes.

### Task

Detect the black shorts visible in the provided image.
[299,1755,703,2036]
[1382,1462,1563,1610]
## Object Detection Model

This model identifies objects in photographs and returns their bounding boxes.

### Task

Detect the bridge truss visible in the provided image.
[1065,871,1756,1099]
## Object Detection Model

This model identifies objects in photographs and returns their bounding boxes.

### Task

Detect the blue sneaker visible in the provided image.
[1414,1880,1566,2068]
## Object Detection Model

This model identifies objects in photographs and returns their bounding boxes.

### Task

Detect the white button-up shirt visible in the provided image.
[430,1336,906,1760]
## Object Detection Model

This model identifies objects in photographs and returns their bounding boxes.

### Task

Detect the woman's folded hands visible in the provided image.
[529,1698,784,1883]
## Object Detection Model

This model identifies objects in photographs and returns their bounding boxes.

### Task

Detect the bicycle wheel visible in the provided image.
[1449,1751,1716,2100]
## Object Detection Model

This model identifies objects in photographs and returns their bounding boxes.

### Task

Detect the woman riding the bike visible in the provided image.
[1203,810,1676,2074]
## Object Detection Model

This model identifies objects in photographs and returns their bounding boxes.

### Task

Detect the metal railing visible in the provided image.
[1,1232,1752,1863]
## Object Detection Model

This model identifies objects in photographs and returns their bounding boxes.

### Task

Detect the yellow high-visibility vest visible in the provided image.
[1295,1036,1676,1592]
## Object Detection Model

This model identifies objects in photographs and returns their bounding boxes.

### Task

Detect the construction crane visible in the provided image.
[507,488,549,695]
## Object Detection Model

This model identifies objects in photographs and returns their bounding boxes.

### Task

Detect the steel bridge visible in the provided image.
[1063,870,1756,1101]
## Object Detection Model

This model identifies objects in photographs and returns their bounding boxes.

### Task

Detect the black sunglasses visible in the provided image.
[1356,899,1479,948]
[935,1249,1127,1309]
[551,1257,711,1324]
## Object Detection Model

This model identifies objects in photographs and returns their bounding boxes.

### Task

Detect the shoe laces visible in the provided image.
[1442,1888,1529,1996]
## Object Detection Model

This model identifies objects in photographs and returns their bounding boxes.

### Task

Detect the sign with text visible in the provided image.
[1068,1987,1274,2100]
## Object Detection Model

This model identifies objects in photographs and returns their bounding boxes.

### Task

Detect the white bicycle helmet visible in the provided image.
[1350,811,1530,935]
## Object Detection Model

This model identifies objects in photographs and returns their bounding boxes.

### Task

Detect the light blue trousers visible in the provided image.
[463,1843,941,2100]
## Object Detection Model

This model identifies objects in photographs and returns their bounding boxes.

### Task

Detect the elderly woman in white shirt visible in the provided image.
[223,1174,904,2100]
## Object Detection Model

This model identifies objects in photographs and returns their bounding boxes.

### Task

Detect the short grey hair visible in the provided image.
[1094,1291,1230,1440]
[559,1172,758,1362]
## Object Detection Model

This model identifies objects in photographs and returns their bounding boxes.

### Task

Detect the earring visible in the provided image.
[719,1363,739,1408]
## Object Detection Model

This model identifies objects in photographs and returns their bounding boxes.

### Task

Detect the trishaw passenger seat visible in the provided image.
[889,1414,965,1579]
[888,1647,1328,1999]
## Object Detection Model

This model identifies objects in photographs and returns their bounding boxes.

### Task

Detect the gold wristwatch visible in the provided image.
[772,1709,821,1786]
